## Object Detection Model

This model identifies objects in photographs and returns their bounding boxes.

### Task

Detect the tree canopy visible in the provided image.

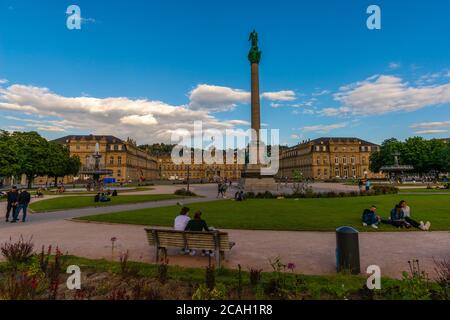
[370,137,450,175]
[0,131,81,187]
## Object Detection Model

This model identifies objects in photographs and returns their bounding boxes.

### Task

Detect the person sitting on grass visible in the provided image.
[94,193,100,203]
[362,205,381,229]
[389,204,411,229]
[235,189,245,201]
[185,211,213,257]
[99,193,111,202]
[112,189,118,197]
[399,200,430,231]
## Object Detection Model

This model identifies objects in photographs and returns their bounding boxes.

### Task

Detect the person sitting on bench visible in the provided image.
[185,211,212,256]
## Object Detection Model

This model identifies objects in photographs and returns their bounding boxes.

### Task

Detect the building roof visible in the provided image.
[285,137,379,151]
[52,135,124,144]
[308,137,379,146]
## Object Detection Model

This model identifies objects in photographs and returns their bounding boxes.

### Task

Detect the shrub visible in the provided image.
[255,191,275,199]
[249,268,263,287]
[1,237,34,267]
[245,192,255,199]
[371,185,399,194]
[174,188,197,197]
[379,260,432,300]
[119,251,138,277]
[157,258,169,284]
[0,271,39,300]
[434,258,450,299]
[192,284,226,300]
[205,265,216,290]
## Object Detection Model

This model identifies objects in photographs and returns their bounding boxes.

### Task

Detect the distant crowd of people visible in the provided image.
[362,200,431,231]
[5,186,31,223]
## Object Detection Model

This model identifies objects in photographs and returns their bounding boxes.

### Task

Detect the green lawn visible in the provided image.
[78,194,450,232]
[399,188,450,193]
[30,194,185,212]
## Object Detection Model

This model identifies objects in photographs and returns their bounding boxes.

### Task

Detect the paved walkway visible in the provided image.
[0,219,448,279]
[1,183,449,279]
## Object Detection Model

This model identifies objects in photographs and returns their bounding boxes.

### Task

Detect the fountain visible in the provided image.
[79,143,113,190]
[380,151,414,180]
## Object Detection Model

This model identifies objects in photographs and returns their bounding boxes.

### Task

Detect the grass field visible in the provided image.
[398,188,450,193]
[78,194,450,232]
[29,194,185,212]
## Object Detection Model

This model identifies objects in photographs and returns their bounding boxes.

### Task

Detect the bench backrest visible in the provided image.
[145,228,232,251]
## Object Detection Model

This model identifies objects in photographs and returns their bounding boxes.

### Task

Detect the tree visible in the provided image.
[9,132,51,188]
[46,142,81,187]
[369,138,403,172]
[0,130,20,178]
[370,137,450,176]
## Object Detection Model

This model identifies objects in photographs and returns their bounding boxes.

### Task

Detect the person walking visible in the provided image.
[12,189,31,223]
[358,179,364,192]
[5,186,19,222]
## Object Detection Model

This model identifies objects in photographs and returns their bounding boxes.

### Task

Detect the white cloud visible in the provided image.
[0,79,9,85]
[270,103,282,108]
[312,90,330,97]
[0,84,246,144]
[410,120,450,130]
[389,62,401,70]
[261,90,296,101]
[290,134,300,139]
[318,107,351,117]
[410,119,450,135]
[331,75,450,116]
[301,123,347,133]
[225,119,250,126]
[415,129,449,135]
[188,84,250,112]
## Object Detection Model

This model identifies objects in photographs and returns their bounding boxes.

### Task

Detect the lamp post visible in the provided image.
[187,165,190,192]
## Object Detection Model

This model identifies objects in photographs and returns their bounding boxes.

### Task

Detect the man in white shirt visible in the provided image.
[174,207,191,231]
[174,207,191,254]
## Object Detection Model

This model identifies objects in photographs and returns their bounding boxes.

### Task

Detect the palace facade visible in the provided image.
[156,153,245,182]
[35,135,159,184]
[278,137,382,180]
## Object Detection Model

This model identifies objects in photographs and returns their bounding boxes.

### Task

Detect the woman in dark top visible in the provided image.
[185,211,209,232]
[185,211,212,256]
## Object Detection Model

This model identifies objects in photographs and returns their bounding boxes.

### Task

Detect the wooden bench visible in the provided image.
[144,228,235,267]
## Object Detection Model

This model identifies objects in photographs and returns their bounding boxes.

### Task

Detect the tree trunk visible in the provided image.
[54,176,59,188]
[27,174,33,189]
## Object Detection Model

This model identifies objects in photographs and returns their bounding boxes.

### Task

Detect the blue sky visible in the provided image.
[1,0,450,146]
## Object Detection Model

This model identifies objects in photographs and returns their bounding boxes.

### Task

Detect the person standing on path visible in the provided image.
[5,186,19,222]
[365,179,371,192]
[12,189,31,223]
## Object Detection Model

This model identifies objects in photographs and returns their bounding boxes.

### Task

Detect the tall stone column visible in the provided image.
[251,62,261,149]
[240,30,277,193]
